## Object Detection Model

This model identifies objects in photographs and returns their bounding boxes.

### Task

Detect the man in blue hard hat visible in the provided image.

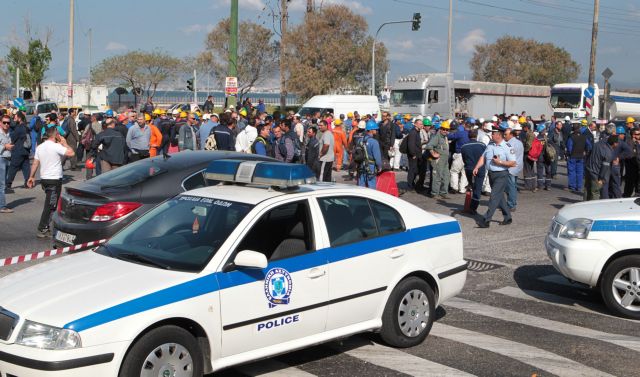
[355,120,383,188]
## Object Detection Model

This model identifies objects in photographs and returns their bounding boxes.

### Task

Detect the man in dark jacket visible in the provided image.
[91,118,127,172]
[585,135,617,201]
[304,126,320,176]
[624,128,640,197]
[64,108,80,170]
[566,124,592,193]
[202,95,215,114]
[378,112,393,165]
[213,118,236,151]
[6,112,31,190]
[461,129,487,214]
[610,128,633,199]
[406,118,425,192]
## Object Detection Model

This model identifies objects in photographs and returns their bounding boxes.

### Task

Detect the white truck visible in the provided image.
[551,82,640,121]
[389,73,553,120]
[40,82,109,112]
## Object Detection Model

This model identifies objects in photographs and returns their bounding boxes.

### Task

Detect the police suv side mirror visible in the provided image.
[233,250,268,269]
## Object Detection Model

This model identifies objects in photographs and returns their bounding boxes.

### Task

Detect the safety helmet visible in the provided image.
[172,109,179,115]
[179,111,187,118]
[564,116,571,121]
[491,116,498,122]
[423,118,432,126]
[440,120,450,130]
[466,117,476,124]
[394,115,402,121]
[478,117,485,124]
[365,120,379,131]
[518,116,526,124]
[105,109,114,117]
[537,124,545,133]
[627,117,635,123]
[239,109,247,117]
[152,108,162,115]
[616,126,626,135]
[334,119,343,126]
[403,114,411,120]
[347,112,354,118]
[144,113,151,121]
[581,119,588,126]
[358,120,366,129]
[502,121,510,130]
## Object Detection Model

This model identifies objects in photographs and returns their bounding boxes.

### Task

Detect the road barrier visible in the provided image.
[1,239,107,267]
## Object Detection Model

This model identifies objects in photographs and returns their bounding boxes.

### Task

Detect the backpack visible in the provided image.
[204,128,218,151]
[353,136,368,164]
[286,132,302,162]
[61,117,70,135]
[527,137,543,161]
[81,127,95,150]
[399,136,409,154]
[544,137,557,162]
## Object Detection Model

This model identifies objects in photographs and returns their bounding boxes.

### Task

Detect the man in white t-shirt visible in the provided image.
[317,120,335,182]
[27,126,75,238]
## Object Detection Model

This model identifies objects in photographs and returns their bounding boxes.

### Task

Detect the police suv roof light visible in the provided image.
[205,160,316,188]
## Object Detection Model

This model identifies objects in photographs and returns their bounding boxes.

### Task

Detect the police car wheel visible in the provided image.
[380,277,435,348]
[601,255,640,320]
[118,325,204,377]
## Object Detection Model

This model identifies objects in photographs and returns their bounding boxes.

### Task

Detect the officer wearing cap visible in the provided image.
[473,124,516,228]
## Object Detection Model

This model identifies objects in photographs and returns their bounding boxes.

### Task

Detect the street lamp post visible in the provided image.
[371,14,420,96]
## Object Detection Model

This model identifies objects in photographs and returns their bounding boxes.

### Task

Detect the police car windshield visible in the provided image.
[99,196,253,272]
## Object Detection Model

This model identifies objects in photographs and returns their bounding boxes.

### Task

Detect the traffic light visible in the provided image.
[187,78,194,91]
[412,12,421,31]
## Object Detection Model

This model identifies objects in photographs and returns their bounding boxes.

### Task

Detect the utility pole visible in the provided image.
[587,0,599,123]
[87,28,92,110]
[447,0,453,73]
[194,69,198,104]
[67,0,74,107]
[306,0,314,13]
[228,0,238,108]
[279,0,288,111]
[15,68,19,98]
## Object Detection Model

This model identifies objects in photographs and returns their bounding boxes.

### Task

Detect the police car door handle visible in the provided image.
[308,267,326,279]
[389,249,404,259]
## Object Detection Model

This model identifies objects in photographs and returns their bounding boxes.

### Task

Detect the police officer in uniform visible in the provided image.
[473,124,516,228]
[357,120,383,188]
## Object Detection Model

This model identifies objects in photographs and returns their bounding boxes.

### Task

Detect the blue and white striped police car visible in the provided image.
[0,160,467,376]
[546,197,640,319]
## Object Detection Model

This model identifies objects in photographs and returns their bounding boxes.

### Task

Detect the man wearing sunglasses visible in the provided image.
[0,115,14,213]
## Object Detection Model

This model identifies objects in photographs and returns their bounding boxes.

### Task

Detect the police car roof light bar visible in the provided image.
[205,160,316,188]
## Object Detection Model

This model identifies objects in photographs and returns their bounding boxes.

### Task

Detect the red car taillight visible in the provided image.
[57,197,63,213]
[90,202,142,222]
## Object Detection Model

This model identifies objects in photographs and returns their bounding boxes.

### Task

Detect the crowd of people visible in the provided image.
[1,97,640,235]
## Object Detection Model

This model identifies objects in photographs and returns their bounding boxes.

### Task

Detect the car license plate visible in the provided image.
[54,230,76,245]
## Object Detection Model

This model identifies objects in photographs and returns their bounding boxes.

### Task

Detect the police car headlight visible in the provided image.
[559,218,593,239]
[16,320,82,350]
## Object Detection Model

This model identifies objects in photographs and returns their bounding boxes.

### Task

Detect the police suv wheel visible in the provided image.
[119,325,204,377]
[380,277,435,348]
[601,255,640,320]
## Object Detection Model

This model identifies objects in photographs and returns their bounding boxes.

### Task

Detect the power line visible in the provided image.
[392,0,635,36]
[519,0,640,26]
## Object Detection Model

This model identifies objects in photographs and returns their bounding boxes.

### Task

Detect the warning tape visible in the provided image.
[1,239,108,267]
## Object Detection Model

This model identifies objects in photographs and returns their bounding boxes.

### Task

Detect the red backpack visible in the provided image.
[528,137,543,161]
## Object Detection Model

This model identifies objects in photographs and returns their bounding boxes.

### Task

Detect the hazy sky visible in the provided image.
[2,0,639,88]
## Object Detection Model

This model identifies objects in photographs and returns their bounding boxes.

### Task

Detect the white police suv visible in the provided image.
[0,160,467,376]
[546,197,640,319]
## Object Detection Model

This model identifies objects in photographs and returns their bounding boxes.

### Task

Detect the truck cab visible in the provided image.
[390,73,454,118]
[550,83,600,121]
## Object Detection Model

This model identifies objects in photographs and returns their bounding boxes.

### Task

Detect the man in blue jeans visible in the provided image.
[504,126,523,212]
[566,124,592,193]
[0,115,14,213]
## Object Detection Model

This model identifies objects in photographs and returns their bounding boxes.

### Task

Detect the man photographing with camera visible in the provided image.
[26,126,75,238]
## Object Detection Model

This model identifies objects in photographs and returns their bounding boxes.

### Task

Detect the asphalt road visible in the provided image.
[1,161,638,377]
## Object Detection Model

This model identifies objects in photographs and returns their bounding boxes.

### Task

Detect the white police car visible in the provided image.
[0,160,467,376]
[546,197,640,319]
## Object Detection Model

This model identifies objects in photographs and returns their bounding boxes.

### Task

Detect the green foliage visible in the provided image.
[91,50,181,99]
[470,36,580,86]
[6,39,52,100]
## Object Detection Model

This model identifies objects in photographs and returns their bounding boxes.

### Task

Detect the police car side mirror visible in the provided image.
[233,250,268,269]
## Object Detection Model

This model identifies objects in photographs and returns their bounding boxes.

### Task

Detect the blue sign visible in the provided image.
[583,87,595,99]
[13,98,25,108]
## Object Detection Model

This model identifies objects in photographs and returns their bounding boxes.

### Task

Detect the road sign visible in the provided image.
[584,87,595,99]
[602,67,613,80]
[13,98,25,108]
[225,76,238,96]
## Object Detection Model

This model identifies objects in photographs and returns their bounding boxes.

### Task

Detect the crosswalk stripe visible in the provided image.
[331,338,475,377]
[431,323,616,377]
[445,297,640,352]
[235,359,316,377]
[492,286,636,322]
[537,273,587,288]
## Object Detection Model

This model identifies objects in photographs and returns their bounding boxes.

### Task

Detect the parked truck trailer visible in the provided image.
[389,73,553,120]
[551,82,640,121]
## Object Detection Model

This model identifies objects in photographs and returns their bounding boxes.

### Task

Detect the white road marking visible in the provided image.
[236,359,316,377]
[492,286,636,322]
[431,323,615,377]
[445,297,640,352]
[331,338,475,377]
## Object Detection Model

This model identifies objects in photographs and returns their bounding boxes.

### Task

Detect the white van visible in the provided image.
[298,95,381,121]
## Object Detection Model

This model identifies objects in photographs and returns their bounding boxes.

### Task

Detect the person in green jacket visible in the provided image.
[426,120,451,199]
